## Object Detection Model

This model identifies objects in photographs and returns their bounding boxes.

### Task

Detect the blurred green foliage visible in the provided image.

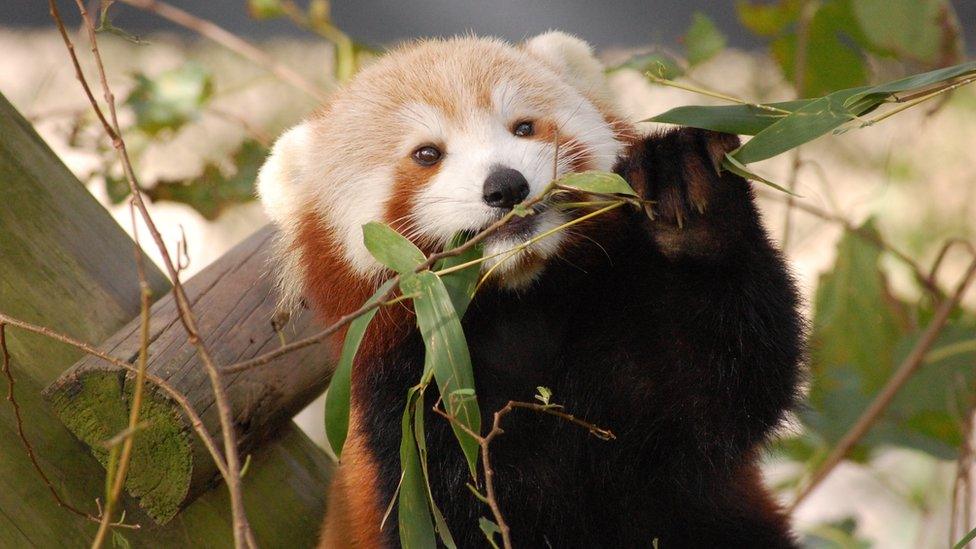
[737,0,964,96]
[125,63,214,137]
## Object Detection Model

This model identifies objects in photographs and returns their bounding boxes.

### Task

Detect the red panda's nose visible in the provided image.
[483,166,530,209]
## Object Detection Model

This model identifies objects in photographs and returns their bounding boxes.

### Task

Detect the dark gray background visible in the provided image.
[4,1,974,52]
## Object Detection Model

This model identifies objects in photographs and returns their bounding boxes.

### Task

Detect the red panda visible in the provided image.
[258,32,803,548]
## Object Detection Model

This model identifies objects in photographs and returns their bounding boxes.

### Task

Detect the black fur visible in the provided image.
[357,128,805,548]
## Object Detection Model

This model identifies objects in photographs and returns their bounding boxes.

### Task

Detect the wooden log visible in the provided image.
[44,224,337,523]
[0,89,332,546]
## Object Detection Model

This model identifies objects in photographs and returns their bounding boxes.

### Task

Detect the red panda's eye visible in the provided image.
[513,120,534,137]
[412,145,442,166]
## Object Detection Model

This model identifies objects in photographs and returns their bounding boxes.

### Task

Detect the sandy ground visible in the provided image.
[2,28,975,547]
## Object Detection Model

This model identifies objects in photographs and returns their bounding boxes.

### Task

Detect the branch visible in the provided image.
[790,257,976,511]
[91,202,153,548]
[0,312,229,480]
[434,399,615,549]
[757,188,944,297]
[117,0,329,102]
[950,395,976,547]
[49,2,254,545]
[0,323,139,531]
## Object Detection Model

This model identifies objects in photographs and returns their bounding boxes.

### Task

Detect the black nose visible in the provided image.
[483,166,530,209]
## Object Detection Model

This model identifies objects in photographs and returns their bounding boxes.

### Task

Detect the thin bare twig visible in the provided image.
[0,312,228,480]
[790,257,976,511]
[49,2,253,544]
[780,0,814,252]
[951,399,976,548]
[91,202,153,548]
[757,188,944,297]
[0,323,139,531]
[434,400,615,549]
[117,0,328,102]
[930,238,976,282]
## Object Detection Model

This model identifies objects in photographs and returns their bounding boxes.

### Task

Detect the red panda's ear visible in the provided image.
[257,123,311,226]
[522,31,608,96]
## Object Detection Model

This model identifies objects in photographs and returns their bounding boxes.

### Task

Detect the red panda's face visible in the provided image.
[259,33,629,308]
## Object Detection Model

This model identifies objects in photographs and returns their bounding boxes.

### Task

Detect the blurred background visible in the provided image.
[2,1,975,547]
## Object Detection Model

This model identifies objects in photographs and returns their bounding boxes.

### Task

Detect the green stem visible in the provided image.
[644,73,792,115]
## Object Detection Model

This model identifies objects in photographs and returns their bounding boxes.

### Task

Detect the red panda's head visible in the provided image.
[258,32,632,314]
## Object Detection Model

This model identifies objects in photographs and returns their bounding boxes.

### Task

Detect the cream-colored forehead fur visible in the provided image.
[258,32,624,309]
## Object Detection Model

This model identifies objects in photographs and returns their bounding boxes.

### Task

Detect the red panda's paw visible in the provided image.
[622,128,753,260]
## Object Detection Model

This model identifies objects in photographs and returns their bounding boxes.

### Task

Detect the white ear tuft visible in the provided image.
[257,123,311,225]
[257,122,313,312]
[523,31,607,95]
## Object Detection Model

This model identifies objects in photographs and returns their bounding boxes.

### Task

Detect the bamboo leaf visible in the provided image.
[648,100,812,135]
[434,233,483,318]
[398,389,437,548]
[412,392,457,548]
[954,527,976,549]
[324,278,397,457]
[721,154,796,195]
[479,517,502,549]
[403,271,481,477]
[845,61,976,107]
[731,86,880,164]
[556,171,636,197]
[363,222,426,274]
[607,51,684,79]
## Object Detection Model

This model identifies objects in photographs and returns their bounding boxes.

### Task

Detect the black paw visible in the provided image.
[617,128,754,259]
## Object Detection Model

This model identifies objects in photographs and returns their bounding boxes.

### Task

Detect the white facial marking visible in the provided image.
[258,35,629,306]
[406,79,621,288]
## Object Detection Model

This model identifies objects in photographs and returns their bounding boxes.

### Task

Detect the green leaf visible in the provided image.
[144,139,267,219]
[324,279,397,457]
[955,527,976,549]
[556,171,637,197]
[96,1,147,45]
[721,154,796,195]
[363,222,427,274]
[846,61,976,107]
[852,0,963,65]
[731,86,880,164]
[535,386,552,406]
[479,517,502,549]
[809,220,909,394]
[802,221,910,459]
[403,271,481,477]
[685,12,727,66]
[769,0,869,97]
[125,63,213,136]
[607,52,684,80]
[647,61,976,170]
[647,99,812,136]
[247,0,285,19]
[736,0,802,37]
[411,391,457,548]
[398,389,437,548]
[434,233,484,318]
[878,323,976,458]
[802,517,871,549]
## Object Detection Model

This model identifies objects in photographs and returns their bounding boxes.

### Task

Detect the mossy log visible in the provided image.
[0,90,332,546]
[44,225,335,524]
